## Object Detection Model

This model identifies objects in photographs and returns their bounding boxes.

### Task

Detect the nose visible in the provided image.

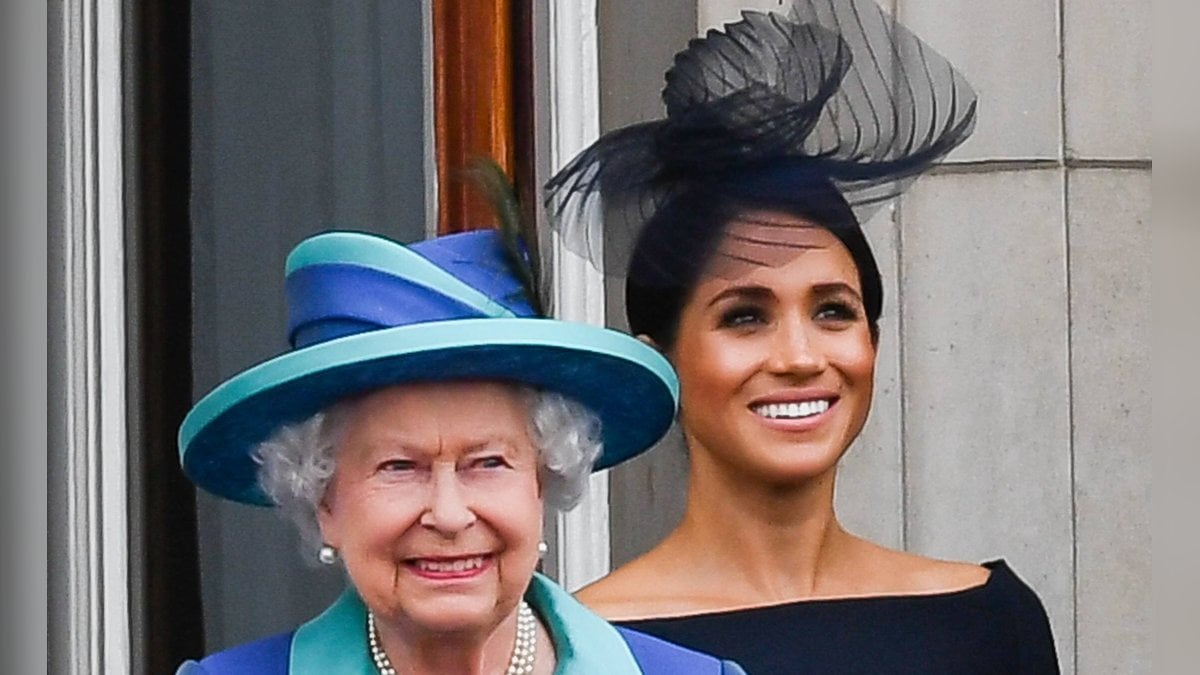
[419,465,477,536]
[765,317,826,375]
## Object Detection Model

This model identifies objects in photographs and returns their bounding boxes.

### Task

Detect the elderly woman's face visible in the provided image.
[317,380,543,635]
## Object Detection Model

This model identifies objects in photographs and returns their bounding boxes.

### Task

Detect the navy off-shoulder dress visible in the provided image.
[617,560,1059,674]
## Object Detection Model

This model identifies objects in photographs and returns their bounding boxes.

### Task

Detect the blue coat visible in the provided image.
[179,573,745,674]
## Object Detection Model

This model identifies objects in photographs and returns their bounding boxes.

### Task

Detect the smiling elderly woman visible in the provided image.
[176,229,745,674]
[263,383,596,674]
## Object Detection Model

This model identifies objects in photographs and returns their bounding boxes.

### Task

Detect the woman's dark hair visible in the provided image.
[625,172,882,350]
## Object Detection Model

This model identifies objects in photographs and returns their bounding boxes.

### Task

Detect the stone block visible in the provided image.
[1063,0,1151,159]
[899,169,1074,669]
[836,204,905,548]
[898,0,1062,161]
[1068,168,1151,673]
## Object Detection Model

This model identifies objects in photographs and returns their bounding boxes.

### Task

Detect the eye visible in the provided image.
[377,459,417,473]
[718,304,767,329]
[469,455,511,470]
[814,301,860,324]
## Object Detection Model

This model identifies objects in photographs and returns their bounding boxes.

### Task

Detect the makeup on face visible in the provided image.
[669,215,877,485]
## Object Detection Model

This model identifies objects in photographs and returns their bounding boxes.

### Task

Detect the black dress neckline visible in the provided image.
[619,559,1010,623]
[615,559,1060,674]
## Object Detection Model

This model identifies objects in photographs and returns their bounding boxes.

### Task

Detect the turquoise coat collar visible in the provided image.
[290,573,643,674]
[526,572,643,673]
[289,585,370,674]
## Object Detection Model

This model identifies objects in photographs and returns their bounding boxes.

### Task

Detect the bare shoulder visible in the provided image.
[575,548,699,620]
[575,556,665,619]
[867,544,990,595]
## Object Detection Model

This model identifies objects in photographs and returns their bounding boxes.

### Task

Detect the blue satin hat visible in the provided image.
[179,229,679,506]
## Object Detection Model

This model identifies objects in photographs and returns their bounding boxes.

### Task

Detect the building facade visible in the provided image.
[47,1,1149,673]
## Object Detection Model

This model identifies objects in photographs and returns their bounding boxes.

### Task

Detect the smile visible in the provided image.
[405,555,493,579]
[751,399,832,419]
[414,556,486,573]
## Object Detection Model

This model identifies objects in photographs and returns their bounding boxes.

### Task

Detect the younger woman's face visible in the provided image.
[666,213,877,487]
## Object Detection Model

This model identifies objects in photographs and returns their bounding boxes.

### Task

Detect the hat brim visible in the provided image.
[180,318,678,505]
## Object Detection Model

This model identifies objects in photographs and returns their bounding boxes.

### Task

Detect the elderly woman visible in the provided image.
[544,0,1060,672]
[177,229,745,673]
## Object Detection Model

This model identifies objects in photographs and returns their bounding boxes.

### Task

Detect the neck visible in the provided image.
[374,610,519,675]
[670,438,859,602]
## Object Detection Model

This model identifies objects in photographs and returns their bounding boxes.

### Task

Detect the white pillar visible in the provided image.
[50,0,131,670]
[544,0,612,592]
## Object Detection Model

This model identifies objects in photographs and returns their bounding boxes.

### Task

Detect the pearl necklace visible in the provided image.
[367,600,537,675]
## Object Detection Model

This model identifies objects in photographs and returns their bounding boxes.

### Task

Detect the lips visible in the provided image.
[748,391,839,429]
[405,554,493,580]
[752,399,831,419]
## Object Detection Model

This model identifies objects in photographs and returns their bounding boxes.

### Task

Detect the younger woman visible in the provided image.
[545,1,1059,672]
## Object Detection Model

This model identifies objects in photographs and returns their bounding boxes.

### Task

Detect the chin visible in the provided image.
[747,445,845,485]
[758,463,838,487]
[403,597,504,635]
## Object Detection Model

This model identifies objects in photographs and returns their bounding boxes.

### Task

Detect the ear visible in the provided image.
[314,493,339,547]
[635,333,662,351]
[636,333,677,362]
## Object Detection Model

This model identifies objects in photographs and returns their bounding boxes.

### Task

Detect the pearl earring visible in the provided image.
[537,541,548,558]
[318,544,339,565]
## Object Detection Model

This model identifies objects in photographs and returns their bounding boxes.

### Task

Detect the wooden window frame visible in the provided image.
[432,0,612,590]
[432,0,537,233]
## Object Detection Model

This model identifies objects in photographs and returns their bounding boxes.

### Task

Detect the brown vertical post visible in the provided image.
[432,0,515,234]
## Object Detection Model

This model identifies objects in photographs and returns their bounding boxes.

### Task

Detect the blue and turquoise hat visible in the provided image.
[179,229,679,506]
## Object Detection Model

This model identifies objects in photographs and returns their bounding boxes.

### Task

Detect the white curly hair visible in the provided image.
[252,385,602,560]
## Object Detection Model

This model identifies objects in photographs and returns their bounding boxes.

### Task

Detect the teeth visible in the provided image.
[415,556,485,572]
[753,400,831,419]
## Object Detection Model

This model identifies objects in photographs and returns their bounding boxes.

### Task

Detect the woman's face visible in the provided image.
[317,380,543,636]
[667,214,877,486]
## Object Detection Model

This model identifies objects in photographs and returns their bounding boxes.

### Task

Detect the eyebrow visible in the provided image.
[811,282,864,302]
[461,438,523,454]
[705,285,773,309]
[705,281,863,309]
[361,434,522,457]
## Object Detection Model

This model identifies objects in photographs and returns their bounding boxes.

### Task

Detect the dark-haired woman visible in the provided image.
[545,1,1059,672]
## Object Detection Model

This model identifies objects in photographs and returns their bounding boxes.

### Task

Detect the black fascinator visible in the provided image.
[544,0,977,303]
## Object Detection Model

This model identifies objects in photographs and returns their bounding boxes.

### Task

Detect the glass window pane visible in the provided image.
[189,0,428,650]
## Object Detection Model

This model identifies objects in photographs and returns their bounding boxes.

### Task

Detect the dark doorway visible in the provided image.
[129,2,204,673]
[130,2,535,670]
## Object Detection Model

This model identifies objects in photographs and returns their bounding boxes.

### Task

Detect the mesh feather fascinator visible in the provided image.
[544,0,977,285]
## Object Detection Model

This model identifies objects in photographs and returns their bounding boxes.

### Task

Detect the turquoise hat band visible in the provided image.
[180,317,679,505]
